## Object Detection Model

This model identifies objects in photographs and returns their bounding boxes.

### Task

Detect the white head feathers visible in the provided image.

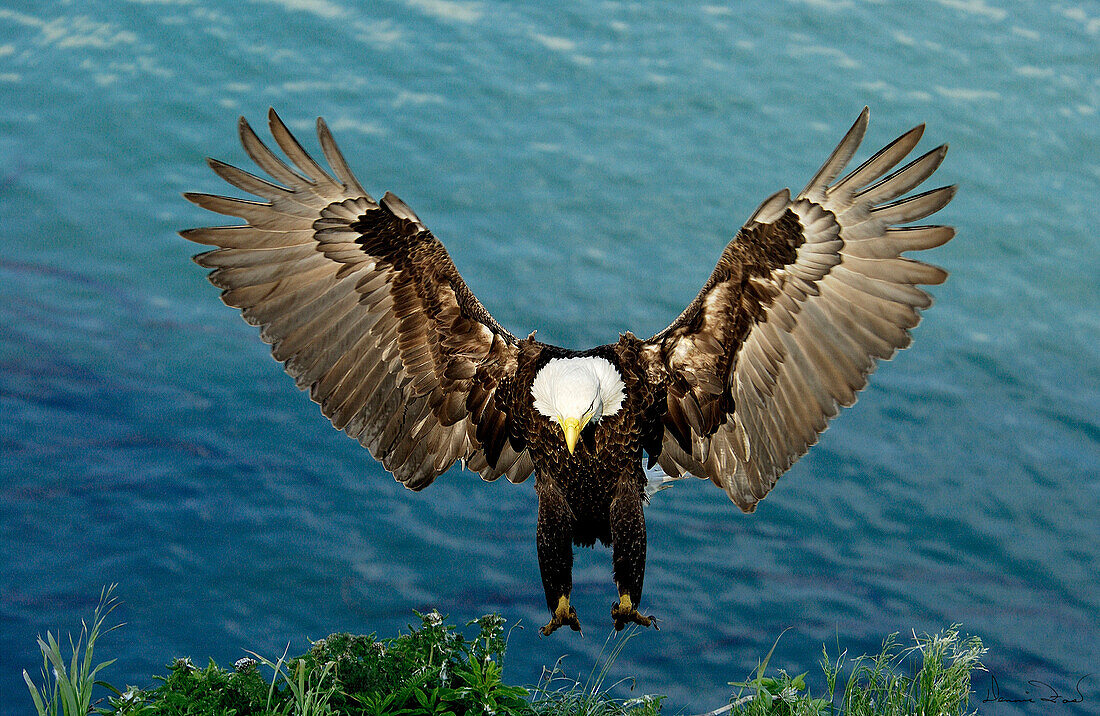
[531,356,625,422]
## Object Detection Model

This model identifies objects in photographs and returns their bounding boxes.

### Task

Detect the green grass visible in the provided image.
[718,626,987,716]
[23,584,122,716]
[24,588,986,716]
[527,626,663,715]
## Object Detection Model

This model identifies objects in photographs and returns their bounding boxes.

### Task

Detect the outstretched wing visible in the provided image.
[182,109,533,489]
[645,107,955,512]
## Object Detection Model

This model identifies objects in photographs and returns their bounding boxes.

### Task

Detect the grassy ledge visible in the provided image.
[24,586,987,715]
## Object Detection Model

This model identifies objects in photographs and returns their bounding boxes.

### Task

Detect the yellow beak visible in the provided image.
[560,417,581,454]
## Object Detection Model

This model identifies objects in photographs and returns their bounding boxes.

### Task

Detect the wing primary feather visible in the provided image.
[267,108,341,190]
[831,123,925,195]
[184,192,314,225]
[194,243,317,269]
[180,226,315,249]
[208,252,331,293]
[831,265,934,308]
[237,115,310,189]
[842,225,954,259]
[853,144,948,206]
[870,185,957,226]
[798,106,868,199]
[205,158,298,202]
[840,255,948,286]
[316,117,371,199]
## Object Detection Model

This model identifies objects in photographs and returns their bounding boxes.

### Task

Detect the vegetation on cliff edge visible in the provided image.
[24,586,986,716]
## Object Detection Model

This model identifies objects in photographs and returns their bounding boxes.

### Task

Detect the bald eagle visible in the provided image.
[183,108,954,636]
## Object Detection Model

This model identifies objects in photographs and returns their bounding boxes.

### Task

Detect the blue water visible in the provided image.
[1,0,1098,713]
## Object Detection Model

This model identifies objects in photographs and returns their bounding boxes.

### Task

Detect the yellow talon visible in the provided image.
[540,595,582,636]
[611,594,657,631]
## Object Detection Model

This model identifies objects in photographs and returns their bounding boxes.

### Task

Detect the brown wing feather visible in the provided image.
[183,109,532,488]
[645,107,955,511]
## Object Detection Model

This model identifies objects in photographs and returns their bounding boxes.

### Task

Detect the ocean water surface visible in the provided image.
[1,0,1098,713]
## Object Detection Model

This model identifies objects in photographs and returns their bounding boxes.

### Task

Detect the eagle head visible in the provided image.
[531,356,625,454]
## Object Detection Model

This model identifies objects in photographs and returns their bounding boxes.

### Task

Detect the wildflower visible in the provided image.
[234,657,257,673]
[425,610,443,627]
[172,657,195,672]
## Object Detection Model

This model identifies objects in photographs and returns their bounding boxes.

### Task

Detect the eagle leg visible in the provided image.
[610,479,657,631]
[536,477,581,636]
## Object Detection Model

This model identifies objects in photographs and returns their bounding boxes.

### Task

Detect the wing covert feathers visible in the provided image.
[183,109,530,489]
[647,108,955,512]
